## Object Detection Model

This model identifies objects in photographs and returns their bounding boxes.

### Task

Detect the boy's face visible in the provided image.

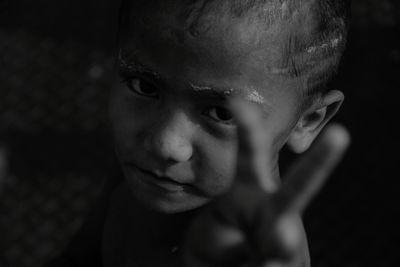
[110,5,303,213]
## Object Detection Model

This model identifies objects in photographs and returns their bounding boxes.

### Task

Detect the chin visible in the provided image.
[124,172,209,214]
[134,189,209,214]
[142,197,207,214]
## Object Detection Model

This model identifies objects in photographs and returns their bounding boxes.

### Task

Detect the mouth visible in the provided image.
[126,163,191,193]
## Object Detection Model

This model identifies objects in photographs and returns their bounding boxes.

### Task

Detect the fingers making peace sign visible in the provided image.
[184,98,350,267]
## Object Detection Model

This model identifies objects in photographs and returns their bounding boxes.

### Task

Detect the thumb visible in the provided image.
[278,123,350,215]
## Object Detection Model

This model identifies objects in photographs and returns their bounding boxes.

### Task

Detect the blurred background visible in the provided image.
[0,0,399,266]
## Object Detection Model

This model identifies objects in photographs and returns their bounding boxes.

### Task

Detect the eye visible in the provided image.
[205,107,235,125]
[124,77,159,98]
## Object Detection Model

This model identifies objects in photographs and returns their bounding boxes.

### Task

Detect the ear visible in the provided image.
[287,90,344,154]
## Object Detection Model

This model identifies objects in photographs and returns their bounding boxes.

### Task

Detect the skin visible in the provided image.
[110,4,305,214]
[184,102,350,267]
[107,3,348,266]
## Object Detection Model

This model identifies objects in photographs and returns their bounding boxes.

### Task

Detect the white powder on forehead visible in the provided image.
[190,83,234,96]
[190,84,213,91]
[190,83,265,104]
[245,90,265,104]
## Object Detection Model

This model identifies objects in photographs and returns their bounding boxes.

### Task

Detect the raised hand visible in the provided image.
[183,99,350,267]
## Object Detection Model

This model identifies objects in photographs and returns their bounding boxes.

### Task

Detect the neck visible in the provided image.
[131,198,201,246]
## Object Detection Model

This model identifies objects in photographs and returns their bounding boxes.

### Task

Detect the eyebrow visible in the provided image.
[118,52,268,107]
[119,55,230,97]
[189,83,236,100]
[118,53,162,81]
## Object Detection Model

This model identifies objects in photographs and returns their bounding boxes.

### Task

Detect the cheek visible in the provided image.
[109,86,145,157]
[195,137,238,197]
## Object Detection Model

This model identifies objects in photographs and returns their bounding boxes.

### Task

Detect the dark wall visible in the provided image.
[0,0,120,50]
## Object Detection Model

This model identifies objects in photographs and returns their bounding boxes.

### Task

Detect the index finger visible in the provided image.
[230,98,279,193]
[275,124,350,215]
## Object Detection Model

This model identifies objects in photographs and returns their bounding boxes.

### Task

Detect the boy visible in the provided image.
[45,0,350,266]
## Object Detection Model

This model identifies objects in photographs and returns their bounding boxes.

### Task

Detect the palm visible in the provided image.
[184,99,350,267]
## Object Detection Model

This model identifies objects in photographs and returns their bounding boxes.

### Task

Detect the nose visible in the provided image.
[143,110,194,163]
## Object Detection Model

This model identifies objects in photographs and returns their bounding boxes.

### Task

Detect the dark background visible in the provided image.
[0,0,399,266]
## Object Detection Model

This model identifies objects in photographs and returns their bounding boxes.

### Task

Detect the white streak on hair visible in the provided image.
[269,67,290,75]
[280,1,290,18]
[307,36,342,54]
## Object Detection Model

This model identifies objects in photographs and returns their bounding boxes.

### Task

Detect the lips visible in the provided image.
[127,163,191,193]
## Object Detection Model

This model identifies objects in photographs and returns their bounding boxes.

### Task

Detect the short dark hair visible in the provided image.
[118,0,350,103]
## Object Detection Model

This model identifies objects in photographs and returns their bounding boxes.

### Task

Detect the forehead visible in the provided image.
[119,1,304,103]
[122,2,292,70]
